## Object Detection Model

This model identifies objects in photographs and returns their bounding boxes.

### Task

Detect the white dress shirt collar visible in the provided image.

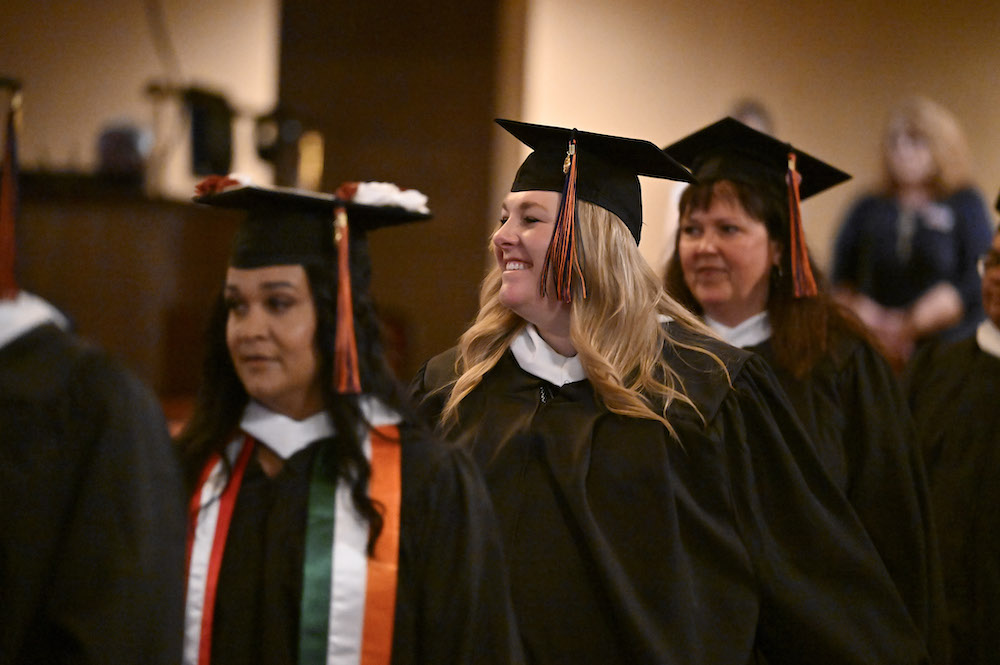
[0,291,70,350]
[705,311,772,348]
[509,324,586,386]
[238,396,401,460]
[976,319,1000,360]
[239,400,335,460]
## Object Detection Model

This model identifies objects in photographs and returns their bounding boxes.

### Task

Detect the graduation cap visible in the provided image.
[663,117,850,298]
[194,177,431,393]
[497,119,693,302]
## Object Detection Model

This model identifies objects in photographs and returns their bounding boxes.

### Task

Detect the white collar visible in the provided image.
[0,291,70,350]
[240,400,335,460]
[238,396,402,460]
[976,319,1000,360]
[509,324,586,386]
[705,311,772,348]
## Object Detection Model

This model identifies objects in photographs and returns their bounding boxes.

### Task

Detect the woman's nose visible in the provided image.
[493,223,515,248]
[233,305,267,339]
[694,231,718,253]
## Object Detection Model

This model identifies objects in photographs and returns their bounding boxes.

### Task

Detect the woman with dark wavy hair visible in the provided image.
[176,179,520,665]
[664,117,947,663]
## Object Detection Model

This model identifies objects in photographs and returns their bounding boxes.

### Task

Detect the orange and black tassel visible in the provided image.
[333,205,361,394]
[539,136,587,303]
[786,152,817,298]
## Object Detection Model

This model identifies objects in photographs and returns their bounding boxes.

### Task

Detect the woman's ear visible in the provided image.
[769,240,784,267]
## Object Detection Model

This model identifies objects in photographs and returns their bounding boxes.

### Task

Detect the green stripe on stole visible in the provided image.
[298,448,338,664]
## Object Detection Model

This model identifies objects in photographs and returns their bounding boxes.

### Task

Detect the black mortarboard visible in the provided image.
[195,179,431,393]
[497,119,693,302]
[662,116,850,200]
[193,183,431,269]
[663,117,850,298]
[499,119,693,244]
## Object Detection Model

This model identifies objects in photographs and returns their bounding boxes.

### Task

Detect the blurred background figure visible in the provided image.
[728,97,775,135]
[832,96,993,370]
[1,80,186,665]
[905,196,1000,665]
[663,117,947,663]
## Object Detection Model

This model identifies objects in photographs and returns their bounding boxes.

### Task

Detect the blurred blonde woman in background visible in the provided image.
[832,96,993,369]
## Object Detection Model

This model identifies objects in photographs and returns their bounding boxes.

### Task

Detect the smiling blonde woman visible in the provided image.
[413,119,932,665]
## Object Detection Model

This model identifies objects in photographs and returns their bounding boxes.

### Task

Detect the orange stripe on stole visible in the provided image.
[360,424,402,665]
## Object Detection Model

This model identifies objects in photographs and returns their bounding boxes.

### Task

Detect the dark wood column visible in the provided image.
[278,0,505,380]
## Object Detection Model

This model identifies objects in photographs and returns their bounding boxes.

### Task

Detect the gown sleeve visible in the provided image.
[50,344,187,665]
[835,340,948,662]
[718,354,931,664]
[393,426,524,665]
[0,327,187,665]
[906,337,1000,665]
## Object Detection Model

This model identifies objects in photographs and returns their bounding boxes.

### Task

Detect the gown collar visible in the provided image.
[239,400,334,460]
[510,324,586,386]
[705,311,772,348]
[0,291,70,350]
[238,396,401,460]
[976,319,1000,360]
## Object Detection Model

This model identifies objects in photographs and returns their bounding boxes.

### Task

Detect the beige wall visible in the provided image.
[7,0,997,264]
[502,0,1000,272]
[0,0,279,198]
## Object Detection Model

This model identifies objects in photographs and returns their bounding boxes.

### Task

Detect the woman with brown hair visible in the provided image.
[414,119,933,664]
[664,117,947,663]
[832,96,993,368]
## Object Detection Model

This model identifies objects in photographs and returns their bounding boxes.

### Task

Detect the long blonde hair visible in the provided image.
[440,201,720,439]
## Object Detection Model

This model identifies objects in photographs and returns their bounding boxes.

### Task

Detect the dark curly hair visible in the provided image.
[175,231,414,553]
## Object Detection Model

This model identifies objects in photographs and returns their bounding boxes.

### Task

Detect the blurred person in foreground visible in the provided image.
[0,87,185,665]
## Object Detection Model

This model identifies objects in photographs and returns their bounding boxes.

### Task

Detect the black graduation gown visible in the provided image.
[906,335,1000,665]
[412,323,930,665]
[0,323,187,665]
[207,422,522,665]
[744,334,947,663]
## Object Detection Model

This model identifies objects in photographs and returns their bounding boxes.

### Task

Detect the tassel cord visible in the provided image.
[786,153,818,298]
[333,207,362,394]
[539,138,587,303]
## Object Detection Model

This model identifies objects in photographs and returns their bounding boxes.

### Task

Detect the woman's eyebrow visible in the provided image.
[518,200,552,215]
[223,280,298,293]
[259,281,297,291]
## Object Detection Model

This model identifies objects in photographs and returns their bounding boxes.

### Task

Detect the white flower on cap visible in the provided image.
[353,181,430,214]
